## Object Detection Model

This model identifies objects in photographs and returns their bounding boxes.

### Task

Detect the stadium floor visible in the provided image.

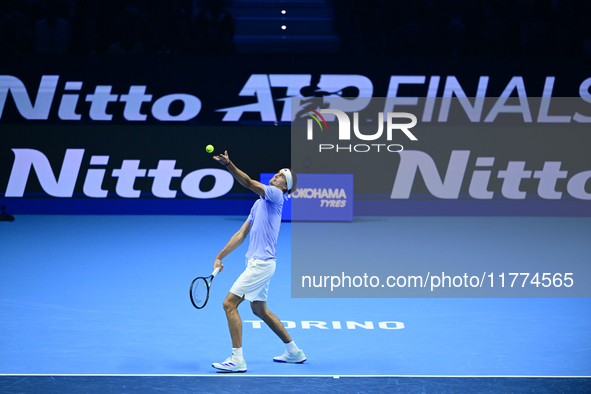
[1,215,589,391]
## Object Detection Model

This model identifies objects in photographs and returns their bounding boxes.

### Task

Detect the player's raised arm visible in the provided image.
[214,151,265,198]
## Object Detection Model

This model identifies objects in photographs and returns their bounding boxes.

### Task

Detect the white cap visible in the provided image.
[281,168,293,191]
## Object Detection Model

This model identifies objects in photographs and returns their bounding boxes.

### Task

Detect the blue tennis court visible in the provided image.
[1,215,590,379]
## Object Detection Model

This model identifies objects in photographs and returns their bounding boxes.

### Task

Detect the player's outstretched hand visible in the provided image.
[213,150,230,166]
[213,258,224,273]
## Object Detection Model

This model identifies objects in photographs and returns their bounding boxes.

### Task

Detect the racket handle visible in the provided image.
[212,267,221,277]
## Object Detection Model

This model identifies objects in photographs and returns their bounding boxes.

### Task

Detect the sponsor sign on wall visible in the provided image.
[2,56,591,216]
[291,174,353,222]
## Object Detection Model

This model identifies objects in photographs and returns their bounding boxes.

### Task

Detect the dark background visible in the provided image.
[2,0,591,214]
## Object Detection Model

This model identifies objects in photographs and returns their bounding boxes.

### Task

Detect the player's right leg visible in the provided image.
[212,293,247,372]
[223,292,245,348]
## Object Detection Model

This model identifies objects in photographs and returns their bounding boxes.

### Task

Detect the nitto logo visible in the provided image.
[391,150,591,200]
[305,108,417,153]
[0,75,202,121]
[4,149,233,199]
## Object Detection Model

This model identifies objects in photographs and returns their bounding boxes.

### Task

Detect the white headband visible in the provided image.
[281,168,293,191]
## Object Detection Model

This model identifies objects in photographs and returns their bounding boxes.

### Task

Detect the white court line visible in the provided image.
[0,374,590,378]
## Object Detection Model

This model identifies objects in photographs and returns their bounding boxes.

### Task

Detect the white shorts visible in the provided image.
[229,258,276,302]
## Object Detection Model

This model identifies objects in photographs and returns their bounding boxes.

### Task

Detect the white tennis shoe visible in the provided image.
[212,357,247,372]
[273,349,306,363]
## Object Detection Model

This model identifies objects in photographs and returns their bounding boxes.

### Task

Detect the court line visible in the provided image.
[1,374,590,378]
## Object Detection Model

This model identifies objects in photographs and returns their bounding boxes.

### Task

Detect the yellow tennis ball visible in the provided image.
[206,144,214,153]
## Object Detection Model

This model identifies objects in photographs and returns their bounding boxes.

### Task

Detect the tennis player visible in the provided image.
[210,151,306,373]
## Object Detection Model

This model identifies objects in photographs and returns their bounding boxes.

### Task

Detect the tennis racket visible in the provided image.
[190,267,220,309]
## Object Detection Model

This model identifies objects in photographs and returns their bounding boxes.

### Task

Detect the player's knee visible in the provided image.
[223,299,235,313]
[250,304,261,317]
[250,303,266,318]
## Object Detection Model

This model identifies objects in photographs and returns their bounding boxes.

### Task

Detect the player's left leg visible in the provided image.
[251,301,291,342]
[251,301,307,363]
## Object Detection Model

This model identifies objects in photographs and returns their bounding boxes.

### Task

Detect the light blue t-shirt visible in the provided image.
[245,184,284,260]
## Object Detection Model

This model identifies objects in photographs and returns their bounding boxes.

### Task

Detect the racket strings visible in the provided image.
[192,278,209,308]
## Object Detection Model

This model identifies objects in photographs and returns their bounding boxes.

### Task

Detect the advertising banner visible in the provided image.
[261,173,353,222]
[290,173,353,222]
[0,124,289,214]
[2,55,591,216]
[2,55,590,125]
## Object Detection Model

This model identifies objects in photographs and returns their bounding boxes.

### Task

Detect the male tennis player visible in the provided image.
[210,151,305,373]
